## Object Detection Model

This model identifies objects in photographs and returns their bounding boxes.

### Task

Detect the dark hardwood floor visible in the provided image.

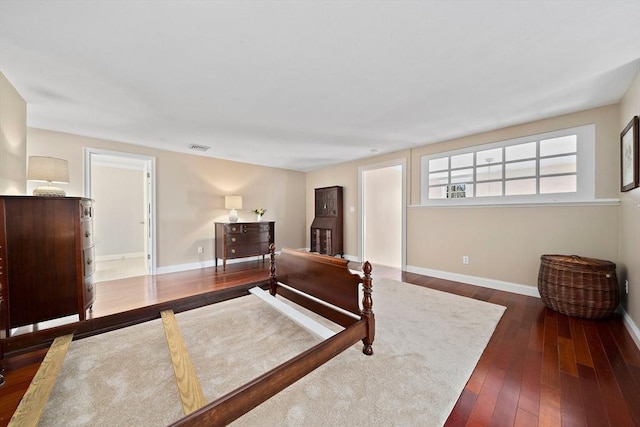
[1,260,639,426]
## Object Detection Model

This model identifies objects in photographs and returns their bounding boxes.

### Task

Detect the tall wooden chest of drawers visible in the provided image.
[0,196,95,336]
[214,221,275,270]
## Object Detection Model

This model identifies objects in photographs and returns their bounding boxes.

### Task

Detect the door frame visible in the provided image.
[358,158,407,270]
[83,147,157,275]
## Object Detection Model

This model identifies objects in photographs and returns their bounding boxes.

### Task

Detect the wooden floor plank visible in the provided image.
[568,317,593,368]
[559,372,586,427]
[466,366,506,425]
[8,334,73,427]
[557,336,578,377]
[541,311,560,388]
[517,348,541,417]
[556,314,572,340]
[160,309,207,415]
[491,325,529,426]
[527,320,544,353]
[537,383,561,427]
[576,363,609,427]
[513,408,537,427]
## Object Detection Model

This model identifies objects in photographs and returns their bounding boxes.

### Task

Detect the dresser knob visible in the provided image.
[231,249,236,254]
[87,258,93,265]
[85,231,91,238]
[231,237,236,242]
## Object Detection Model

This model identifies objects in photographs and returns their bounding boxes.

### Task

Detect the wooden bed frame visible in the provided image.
[171,245,374,425]
[7,245,374,426]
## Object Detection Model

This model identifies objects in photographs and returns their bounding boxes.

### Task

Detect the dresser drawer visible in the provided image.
[84,275,95,308]
[83,246,95,277]
[227,242,270,258]
[226,232,270,245]
[80,200,93,220]
[226,223,271,234]
[81,219,94,248]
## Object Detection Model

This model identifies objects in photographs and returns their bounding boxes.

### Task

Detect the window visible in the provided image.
[420,124,595,205]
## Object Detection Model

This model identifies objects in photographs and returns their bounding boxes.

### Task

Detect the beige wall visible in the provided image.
[618,69,640,331]
[27,128,307,269]
[308,104,622,290]
[0,72,27,194]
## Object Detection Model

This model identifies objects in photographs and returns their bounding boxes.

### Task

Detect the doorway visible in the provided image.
[359,159,406,269]
[84,148,156,281]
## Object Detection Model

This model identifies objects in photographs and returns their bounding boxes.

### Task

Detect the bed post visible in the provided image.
[361,261,374,355]
[269,243,277,296]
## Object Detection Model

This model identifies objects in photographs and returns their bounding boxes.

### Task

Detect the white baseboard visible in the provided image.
[96,252,145,262]
[156,255,272,275]
[620,306,640,350]
[301,248,358,262]
[405,265,541,298]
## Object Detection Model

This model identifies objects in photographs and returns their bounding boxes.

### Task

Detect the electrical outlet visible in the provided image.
[197,246,203,254]
[625,280,629,294]
[462,256,469,265]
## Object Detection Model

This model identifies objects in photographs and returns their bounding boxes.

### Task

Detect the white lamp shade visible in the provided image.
[27,156,69,183]
[225,195,243,210]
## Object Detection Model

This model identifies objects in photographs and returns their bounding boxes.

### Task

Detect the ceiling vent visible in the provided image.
[188,144,210,152]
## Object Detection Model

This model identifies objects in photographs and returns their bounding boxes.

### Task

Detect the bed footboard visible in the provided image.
[269,245,374,355]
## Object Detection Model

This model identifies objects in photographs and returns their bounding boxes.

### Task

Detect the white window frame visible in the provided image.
[420,124,595,206]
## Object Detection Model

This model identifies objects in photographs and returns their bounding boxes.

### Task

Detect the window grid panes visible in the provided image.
[423,133,580,201]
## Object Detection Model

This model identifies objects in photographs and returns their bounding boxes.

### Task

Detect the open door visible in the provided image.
[84,148,156,281]
[359,159,406,269]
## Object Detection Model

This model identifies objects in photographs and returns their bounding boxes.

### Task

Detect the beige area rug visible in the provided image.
[39,278,505,426]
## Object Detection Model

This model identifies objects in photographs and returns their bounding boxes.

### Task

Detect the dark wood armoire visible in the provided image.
[310,186,343,256]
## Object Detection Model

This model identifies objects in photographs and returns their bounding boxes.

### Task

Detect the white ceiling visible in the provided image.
[1,1,639,172]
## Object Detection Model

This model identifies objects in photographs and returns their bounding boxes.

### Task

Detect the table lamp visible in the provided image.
[27,156,69,197]
[225,195,243,223]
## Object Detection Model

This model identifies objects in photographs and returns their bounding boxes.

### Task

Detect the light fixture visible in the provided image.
[225,195,243,223]
[27,156,69,197]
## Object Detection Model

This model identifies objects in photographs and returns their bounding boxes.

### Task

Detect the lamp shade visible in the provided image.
[224,195,243,210]
[27,156,69,183]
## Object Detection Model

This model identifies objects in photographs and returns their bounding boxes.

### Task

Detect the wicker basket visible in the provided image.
[538,254,619,319]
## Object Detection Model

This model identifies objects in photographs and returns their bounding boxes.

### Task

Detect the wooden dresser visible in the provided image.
[0,196,96,336]
[310,186,343,256]
[214,221,275,270]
